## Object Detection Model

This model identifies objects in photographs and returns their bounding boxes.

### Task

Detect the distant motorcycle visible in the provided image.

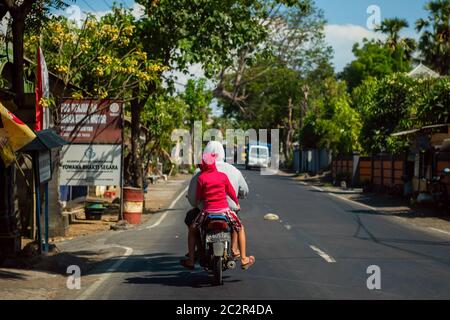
[199,213,237,286]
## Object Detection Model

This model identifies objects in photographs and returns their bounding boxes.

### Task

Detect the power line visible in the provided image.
[102,0,112,10]
[80,0,97,13]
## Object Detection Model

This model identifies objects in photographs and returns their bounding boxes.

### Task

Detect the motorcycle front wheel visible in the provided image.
[213,256,223,286]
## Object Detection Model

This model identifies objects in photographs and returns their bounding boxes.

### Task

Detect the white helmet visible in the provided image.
[204,140,225,162]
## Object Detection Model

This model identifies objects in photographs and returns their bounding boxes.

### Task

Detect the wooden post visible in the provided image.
[391,155,395,186]
[371,155,374,185]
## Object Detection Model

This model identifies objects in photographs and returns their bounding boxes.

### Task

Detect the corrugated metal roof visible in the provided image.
[19,129,67,152]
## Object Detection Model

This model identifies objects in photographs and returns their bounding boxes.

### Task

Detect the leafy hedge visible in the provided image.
[353,74,450,154]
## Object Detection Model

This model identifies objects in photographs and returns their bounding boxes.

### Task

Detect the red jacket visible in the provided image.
[196,158,239,212]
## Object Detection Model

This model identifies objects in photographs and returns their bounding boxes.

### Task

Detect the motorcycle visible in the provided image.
[199,213,237,286]
[428,167,450,214]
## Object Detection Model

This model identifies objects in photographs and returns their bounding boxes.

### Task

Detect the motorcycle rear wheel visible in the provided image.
[213,256,223,286]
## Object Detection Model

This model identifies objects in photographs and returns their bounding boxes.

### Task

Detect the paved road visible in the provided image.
[68,169,450,300]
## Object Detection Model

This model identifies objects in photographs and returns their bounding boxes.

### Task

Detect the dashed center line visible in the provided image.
[309,245,337,263]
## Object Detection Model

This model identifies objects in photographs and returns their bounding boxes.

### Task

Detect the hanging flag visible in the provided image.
[35,47,50,131]
[0,102,36,166]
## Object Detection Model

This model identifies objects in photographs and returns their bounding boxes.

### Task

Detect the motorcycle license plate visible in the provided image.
[206,232,231,243]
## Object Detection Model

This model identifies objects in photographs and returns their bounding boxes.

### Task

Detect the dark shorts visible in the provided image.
[184,207,201,226]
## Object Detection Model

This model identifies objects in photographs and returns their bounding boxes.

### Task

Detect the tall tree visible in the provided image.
[340,39,411,92]
[375,17,416,61]
[128,0,281,187]
[181,79,213,132]
[416,0,450,75]
[25,9,165,189]
[300,77,361,156]
[353,74,418,154]
[214,0,332,109]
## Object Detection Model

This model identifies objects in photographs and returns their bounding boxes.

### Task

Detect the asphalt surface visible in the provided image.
[65,169,450,300]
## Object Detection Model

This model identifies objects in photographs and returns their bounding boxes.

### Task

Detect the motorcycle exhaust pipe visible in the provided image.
[227,260,236,269]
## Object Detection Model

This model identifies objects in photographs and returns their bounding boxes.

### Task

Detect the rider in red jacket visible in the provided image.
[180,152,255,270]
[196,153,240,212]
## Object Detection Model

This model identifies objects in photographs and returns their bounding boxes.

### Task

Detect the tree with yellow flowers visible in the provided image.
[25,8,163,104]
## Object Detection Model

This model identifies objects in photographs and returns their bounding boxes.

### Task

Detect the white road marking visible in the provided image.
[145,185,189,230]
[78,185,189,299]
[284,224,292,230]
[428,227,450,236]
[300,181,378,211]
[309,245,336,263]
[326,192,378,212]
[299,182,307,186]
[77,245,133,300]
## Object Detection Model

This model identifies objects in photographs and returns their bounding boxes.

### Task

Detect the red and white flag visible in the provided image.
[35,47,50,131]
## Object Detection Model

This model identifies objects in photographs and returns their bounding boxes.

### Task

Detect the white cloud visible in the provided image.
[166,63,214,93]
[325,24,385,72]
[64,5,109,27]
[62,3,145,27]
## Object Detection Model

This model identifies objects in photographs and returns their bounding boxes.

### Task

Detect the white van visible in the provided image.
[246,145,270,169]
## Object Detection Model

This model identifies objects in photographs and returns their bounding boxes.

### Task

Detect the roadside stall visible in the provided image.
[18,129,67,253]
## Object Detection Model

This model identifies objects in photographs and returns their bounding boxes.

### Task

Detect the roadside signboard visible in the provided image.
[38,150,52,183]
[60,144,122,186]
[59,99,123,144]
[59,98,124,188]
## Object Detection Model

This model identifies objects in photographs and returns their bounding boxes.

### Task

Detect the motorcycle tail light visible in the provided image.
[206,220,229,231]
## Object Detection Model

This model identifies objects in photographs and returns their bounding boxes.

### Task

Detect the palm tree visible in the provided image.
[416,0,450,75]
[375,18,417,61]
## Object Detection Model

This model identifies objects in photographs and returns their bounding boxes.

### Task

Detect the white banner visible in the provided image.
[60,144,122,186]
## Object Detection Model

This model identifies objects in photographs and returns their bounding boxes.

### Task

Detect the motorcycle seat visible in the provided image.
[206,214,229,222]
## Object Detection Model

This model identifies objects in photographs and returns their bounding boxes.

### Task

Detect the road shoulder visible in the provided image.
[0,174,192,300]
[284,171,450,239]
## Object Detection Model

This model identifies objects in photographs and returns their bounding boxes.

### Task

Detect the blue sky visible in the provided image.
[315,0,428,26]
[316,0,429,70]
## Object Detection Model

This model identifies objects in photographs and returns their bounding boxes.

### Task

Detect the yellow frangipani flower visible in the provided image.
[94,66,104,76]
[55,65,69,74]
[72,92,84,99]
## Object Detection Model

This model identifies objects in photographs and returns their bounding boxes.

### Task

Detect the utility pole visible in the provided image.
[298,85,309,173]
[283,97,294,162]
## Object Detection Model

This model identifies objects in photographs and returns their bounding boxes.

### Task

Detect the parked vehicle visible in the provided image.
[199,213,237,286]
[428,167,450,214]
[246,145,270,170]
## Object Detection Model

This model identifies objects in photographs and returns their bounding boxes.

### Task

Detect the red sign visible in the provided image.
[59,99,122,144]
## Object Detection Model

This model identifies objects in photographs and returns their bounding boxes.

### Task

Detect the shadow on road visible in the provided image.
[144,208,181,215]
[352,211,450,267]
[307,186,450,223]
[122,253,242,288]
[0,269,27,280]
